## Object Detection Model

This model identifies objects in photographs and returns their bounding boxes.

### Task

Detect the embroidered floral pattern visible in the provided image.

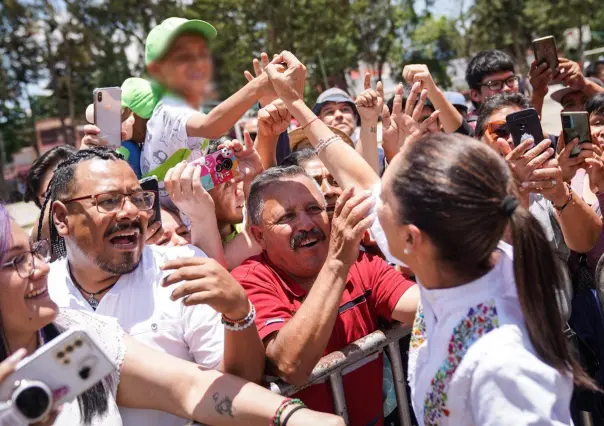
[410,304,426,350]
[423,300,499,426]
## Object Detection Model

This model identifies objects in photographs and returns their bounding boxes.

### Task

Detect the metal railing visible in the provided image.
[268,323,413,426]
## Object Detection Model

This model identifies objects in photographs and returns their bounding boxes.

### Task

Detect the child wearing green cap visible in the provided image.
[140,17,276,211]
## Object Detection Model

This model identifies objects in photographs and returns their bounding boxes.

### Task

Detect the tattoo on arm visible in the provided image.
[370,126,377,133]
[213,392,236,417]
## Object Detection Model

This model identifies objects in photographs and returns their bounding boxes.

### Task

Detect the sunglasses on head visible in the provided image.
[486,120,511,140]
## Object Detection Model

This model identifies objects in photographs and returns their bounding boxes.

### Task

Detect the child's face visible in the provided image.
[149,34,213,98]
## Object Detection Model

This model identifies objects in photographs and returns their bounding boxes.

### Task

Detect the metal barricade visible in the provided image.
[268,323,413,426]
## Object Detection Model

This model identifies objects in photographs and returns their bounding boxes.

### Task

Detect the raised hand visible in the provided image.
[165,161,216,223]
[503,138,555,188]
[355,73,384,123]
[244,52,278,107]
[402,64,438,95]
[81,104,134,150]
[161,257,250,319]
[219,132,263,183]
[264,51,307,105]
[529,60,554,96]
[557,132,601,182]
[257,99,292,137]
[327,187,375,266]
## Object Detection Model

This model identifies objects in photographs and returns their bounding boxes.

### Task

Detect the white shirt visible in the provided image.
[140,95,209,212]
[48,244,224,426]
[408,242,573,426]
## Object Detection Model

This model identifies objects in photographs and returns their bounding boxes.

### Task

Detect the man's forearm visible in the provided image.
[255,133,279,170]
[187,79,263,139]
[266,259,350,384]
[357,120,380,173]
[532,90,546,118]
[555,189,602,253]
[190,216,228,269]
[427,87,462,133]
[221,324,266,383]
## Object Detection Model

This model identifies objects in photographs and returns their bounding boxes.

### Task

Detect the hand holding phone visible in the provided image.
[505,108,549,150]
[533,36,559,72]
[561,112,592,158]
[93,87,122,148]
[0,328,115,424]
[139,176,161,227]
[192,148,240,192]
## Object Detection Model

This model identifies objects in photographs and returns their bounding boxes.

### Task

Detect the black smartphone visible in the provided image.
[533,36,559,71]
[139,176,161,226]
[561,112,592,158]
[505,108,550,150]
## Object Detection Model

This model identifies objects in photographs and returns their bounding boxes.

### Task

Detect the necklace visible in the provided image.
[69,273,117,310]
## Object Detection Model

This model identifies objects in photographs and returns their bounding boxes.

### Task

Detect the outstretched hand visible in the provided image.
[244,52,279,107]
[219,132,263,183]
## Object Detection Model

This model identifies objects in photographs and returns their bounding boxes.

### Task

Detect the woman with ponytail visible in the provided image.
[263,51,594,424]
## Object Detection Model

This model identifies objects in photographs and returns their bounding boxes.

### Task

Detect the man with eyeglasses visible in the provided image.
[466,50,519,127]
[45,148,265,426]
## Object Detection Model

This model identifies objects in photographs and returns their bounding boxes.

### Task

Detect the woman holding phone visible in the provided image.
[263,50,595,425]
[0,204,343,426]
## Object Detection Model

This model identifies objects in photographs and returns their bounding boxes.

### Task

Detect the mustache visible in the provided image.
[290,227,326,251]
[105,221,142,237]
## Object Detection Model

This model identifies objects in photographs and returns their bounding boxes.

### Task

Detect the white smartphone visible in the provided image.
[93,87,122,148]
[0,327,115,419]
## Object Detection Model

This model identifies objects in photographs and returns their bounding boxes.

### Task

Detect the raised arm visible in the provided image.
[255,100,292,170]
[118,334,344,426]
[186,74,276,139]
[355,73,384,173]
[264,52,379,191]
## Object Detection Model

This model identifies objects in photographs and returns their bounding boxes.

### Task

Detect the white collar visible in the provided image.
[417,241,516,321]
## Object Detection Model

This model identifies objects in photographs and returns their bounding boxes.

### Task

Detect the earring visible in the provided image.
[403,248,410,255]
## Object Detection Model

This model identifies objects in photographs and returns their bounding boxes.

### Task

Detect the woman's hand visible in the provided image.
[557,132,601,182]
[165,161,216,225]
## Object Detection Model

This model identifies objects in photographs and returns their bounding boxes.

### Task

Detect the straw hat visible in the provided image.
[288,126,355,152]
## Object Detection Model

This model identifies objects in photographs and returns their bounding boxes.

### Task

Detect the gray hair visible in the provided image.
[247,166,325,225]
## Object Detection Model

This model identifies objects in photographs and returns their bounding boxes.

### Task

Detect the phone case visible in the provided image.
[533,36,558,71]
[194,148,240,191]
[139,176,161,226]
[0,328,115,408]
[506,108,547,149]
[562,112,592,158]
[94,87,122,148]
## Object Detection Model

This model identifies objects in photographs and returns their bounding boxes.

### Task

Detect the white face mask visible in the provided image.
[369,185,408,267]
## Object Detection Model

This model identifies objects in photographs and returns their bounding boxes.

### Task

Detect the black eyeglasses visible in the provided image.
[479,76,519,92]
[63,191,156,214]
[1,239,51,278]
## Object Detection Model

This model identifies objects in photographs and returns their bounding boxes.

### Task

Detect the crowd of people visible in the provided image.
[3,14,604,426]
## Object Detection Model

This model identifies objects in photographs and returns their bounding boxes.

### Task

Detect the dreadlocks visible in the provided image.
[37,147,124,259]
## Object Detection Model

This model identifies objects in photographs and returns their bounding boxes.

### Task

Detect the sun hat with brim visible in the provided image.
[145,17,217,65]
[121,78,164,119]
[288,126,355,152]
[551,77,604,104]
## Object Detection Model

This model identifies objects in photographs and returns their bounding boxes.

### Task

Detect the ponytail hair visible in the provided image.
[390,132,595,389]
[509,205,597,389]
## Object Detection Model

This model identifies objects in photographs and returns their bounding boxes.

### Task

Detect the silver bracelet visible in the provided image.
[315,135,342,154]
[221,303,256,331]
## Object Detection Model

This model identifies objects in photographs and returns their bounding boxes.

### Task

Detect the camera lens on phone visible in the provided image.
[14,382,52,421]
[97,91,103,102]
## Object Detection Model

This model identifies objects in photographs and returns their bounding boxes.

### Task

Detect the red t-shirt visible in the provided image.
[232,251,414,426]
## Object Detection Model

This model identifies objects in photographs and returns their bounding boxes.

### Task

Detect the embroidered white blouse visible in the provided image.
[408,242,574,426]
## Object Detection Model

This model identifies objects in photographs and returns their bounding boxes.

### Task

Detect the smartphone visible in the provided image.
[139,176,161,226]
[561,112,592,158]
[0,328,115,413]
[93,87,122,148]
[506,108,551,150]
[191,148,240,191]
[533,36,559,71]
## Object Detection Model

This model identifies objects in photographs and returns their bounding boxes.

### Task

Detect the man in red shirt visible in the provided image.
[232,165,418,426]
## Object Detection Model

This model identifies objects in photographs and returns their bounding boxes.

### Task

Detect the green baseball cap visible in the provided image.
[120,78,164,119]
[145,17,217,65]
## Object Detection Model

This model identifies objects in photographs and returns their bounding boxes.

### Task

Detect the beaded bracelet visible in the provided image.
[554,182,573,212]
[315,135,342,154]
[221,302,256,331]
[270,398,305,426]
